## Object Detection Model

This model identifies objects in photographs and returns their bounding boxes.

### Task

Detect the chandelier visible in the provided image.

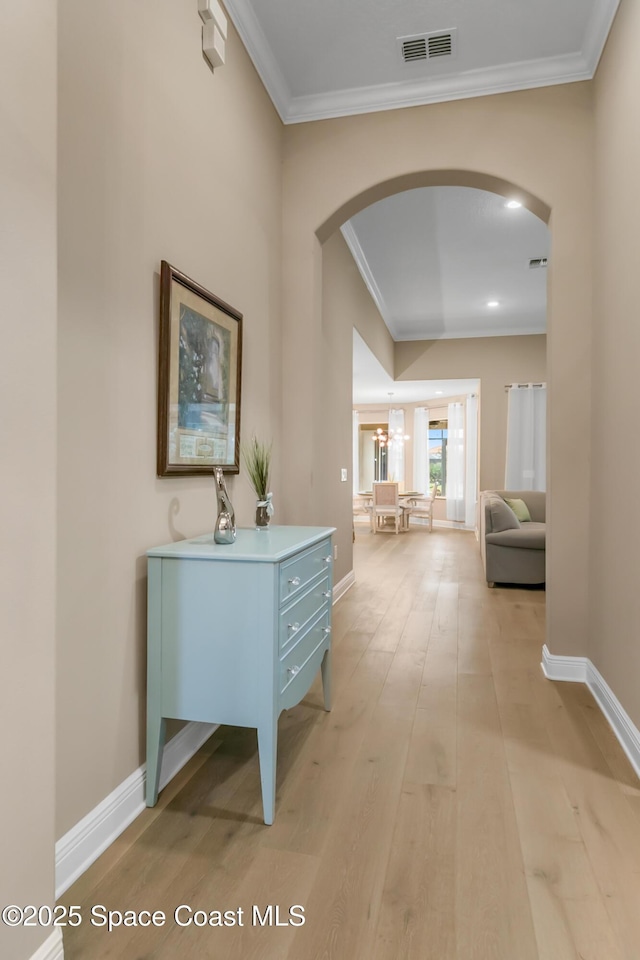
[371,426,409,448]
[368,395,410,482]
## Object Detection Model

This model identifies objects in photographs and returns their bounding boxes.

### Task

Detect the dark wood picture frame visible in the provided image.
[157,261,243,477]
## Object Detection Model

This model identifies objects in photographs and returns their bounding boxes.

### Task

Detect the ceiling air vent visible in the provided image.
[529,258,549,269]
[398,29,457,65]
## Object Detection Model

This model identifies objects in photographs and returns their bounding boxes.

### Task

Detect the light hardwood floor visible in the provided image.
[59,525,640,959]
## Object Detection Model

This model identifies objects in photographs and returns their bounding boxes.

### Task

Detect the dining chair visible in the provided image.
[406,486,436,532]
[370,482,407,534]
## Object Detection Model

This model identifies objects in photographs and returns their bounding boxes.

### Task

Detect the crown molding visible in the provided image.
[283,51,592,124]
[393,323,547,342]
[340,222,397,338]
[223,0,291,119]
[582,0,621,72]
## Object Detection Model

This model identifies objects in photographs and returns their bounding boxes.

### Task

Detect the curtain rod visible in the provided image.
[504,382,546,390]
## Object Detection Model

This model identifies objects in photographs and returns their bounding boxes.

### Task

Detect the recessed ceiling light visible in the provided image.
[505,199,522,209]
[435,390,443,395]
[487,300,500,307]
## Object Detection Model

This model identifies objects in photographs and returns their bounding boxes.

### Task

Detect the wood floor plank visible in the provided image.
[261,650,394,856]
[396,608,434,653]
[505,737,629,960]
[157,847,319,960]
[409,622,458,785]
[378,650,425,706]
[456,674,538,960]
[489,635,557,743]
[457,596,493,675]
[372,783,456,960]
[283,700,416,960]
[331,598,367,644]
[404,705,456,788]
[540,686,640,960]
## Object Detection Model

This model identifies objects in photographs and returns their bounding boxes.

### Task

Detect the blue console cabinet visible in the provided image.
[146,525,335,824]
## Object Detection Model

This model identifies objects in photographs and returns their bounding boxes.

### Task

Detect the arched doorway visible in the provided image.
[302,169,550,585]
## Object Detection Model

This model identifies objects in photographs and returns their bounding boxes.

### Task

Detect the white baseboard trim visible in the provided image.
[30,929,64,960]
[588,665,640,781]
[55,720,218,899]
[541,644,589,683]
[333,569,355,603]
[411,517,475,531]
[541,644,640,780]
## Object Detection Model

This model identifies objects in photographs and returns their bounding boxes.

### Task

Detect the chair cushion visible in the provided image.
[504,497,531,522]
[488,496,520,532]
[485,522,546,549]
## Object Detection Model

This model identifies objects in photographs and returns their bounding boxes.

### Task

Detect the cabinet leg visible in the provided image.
[321,646,332,711]
[257,719,277,825]
[146,715,166,807]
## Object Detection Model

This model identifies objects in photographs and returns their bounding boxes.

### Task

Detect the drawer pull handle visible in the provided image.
[323,555,332,564]
[287,665,301,677]
[288,576,301,587]
[323,626,332,635]
[322,591,332,599]
[288,622,300,634]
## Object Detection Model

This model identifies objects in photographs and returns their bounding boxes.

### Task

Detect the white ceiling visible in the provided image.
[353,330,478,405]
[224,0,619,124]
[342,186,550,341]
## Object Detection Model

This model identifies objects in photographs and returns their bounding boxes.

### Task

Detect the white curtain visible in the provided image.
[387,408,405,484]
[446,402,465,521]
[413,407,429,493]
[352,410,360,494]
[465,395,478,528]
[505,384,546,491]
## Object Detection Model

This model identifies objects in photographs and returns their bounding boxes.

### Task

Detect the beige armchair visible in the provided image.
[370,482,408,534]
[479,489,546,586]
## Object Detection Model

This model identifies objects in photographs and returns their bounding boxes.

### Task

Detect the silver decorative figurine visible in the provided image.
[213,466,236,544]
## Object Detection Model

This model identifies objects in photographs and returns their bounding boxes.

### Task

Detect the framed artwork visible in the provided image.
[157,261,243,476]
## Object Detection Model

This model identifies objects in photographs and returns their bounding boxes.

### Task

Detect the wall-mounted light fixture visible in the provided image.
[198,0,227,70]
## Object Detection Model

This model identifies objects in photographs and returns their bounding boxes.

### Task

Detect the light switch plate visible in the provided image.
[340,468,348,482]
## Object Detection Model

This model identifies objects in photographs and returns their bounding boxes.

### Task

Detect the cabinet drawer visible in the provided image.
[279,539,332,605]
[279,575,331,653]
[279,610,331,695]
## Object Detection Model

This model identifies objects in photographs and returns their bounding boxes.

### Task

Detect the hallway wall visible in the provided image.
[0,5,57,959]
[56,0,284,837]
[591,0,640,728]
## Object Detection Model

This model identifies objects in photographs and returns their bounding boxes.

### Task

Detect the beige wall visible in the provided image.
[592,0,640,727]
[319,233,375,579]
[351,286,395,379]
[56,0,283,836]
[396,336,546,491]
[0,5,57,959]
[282,82,593,660]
